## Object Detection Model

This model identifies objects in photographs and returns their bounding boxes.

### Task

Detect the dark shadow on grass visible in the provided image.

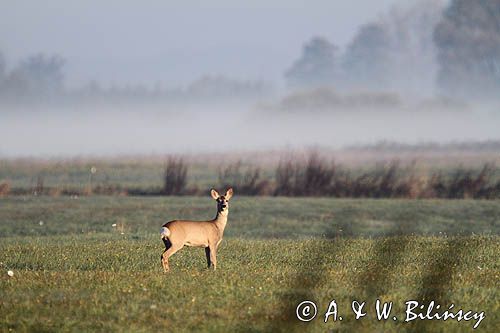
[353,236,413,298]
[337,229,416,331]
[230,205,476,332]
[341,235,479,332]
[257,222,420,332]
[261,226,342,332]
[407,237,481,332]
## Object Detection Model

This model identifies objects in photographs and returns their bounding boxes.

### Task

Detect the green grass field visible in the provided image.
[1,196,499,332]
[0,158,226,189]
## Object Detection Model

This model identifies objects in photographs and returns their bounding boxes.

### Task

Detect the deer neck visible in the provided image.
[214,210,228,232]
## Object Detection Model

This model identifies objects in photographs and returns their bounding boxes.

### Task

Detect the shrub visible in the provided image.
[0,181,10,196]
[218,161,271,195]
[163,157,188,195]
[275,152,335,196]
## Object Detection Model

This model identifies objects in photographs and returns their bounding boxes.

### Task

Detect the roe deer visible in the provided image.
[160,188,233,272]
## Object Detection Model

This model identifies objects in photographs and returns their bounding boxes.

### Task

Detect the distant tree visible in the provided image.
[284,37,339,88]
[3,53,65,98]
[382,1,444,93]
[434,0,500,99]
[342,1,444,93]
[343,23,391,87]
[186,75,269,100]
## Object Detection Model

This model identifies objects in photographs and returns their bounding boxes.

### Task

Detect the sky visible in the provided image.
[0,0,415,88]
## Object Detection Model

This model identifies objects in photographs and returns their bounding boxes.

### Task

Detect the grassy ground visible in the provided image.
[1,196,499,332]
[1,196,499,237]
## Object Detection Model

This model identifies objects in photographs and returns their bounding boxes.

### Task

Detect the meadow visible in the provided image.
[2,145,499,194]
[1,196,499,332]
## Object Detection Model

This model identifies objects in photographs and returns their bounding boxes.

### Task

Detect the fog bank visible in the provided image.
[2,102,499,157]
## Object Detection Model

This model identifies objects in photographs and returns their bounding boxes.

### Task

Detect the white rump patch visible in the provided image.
[160,227,170,239]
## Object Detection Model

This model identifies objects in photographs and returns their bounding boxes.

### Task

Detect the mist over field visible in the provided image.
[1,0,499,156]
[1,102,500,156]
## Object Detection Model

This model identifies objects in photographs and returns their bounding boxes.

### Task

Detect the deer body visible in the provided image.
[160,188,233,272]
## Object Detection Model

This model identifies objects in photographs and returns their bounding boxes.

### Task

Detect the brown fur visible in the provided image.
[160,188,233,272]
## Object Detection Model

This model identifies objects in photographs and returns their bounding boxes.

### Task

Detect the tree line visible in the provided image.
[285,0,500,100]
[1,0,498,104]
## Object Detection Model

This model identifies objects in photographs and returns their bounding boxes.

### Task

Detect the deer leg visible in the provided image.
[209,245,217,270]
[161,238,172,272]
[162,244,183,273]
[161,238,172,261]
[205,247,211,268]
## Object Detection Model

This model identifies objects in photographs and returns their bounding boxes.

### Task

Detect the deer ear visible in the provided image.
[211,189,220,200]
[225,188,233,200]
